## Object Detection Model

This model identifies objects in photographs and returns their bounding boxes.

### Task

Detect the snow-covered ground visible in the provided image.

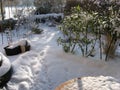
[0,24,120,90]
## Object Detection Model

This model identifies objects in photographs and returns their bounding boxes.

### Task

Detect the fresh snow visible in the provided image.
[56,76,120,90]
[7,39,30,49]
[0,23,120,90]
[0,52,11,77]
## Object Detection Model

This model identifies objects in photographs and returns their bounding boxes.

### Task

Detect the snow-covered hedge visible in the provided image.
[4,39,31,56]
[28,13,64,23]
[8,39,30,49]
[0,52,11,77]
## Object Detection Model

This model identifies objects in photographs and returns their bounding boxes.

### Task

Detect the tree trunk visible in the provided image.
[105,36,117,61]
[0,0,4,21]
[0,0,4,44]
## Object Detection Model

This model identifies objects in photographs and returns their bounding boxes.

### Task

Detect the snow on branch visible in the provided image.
[28,13,64,21]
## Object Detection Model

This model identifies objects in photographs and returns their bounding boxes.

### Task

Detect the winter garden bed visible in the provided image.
[4,39,31,56]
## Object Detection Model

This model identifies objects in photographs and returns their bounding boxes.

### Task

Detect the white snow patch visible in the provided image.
[0,52,11,76]
[56,76,120,90]
[7,39,30,49]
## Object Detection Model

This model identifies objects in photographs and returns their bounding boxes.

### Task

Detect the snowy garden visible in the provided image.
[0,0,120,90]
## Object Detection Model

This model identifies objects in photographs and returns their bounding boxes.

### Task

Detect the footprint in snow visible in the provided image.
[18,82,29,90]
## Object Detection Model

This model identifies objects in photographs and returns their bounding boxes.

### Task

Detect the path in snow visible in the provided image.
[4,24,60,90]
[28,24,120,90]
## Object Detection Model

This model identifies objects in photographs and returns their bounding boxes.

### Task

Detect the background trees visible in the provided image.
[34,0,65,13]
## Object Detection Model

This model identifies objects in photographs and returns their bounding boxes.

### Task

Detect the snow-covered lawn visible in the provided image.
[0,24,120,90]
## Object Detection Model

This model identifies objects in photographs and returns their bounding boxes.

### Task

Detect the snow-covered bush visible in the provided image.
[94,0,120,60]
[34,3,52,14]
[32,28,43,34]
[34,0,65,13]
[0,53,11,77]
[31,24,43,34]
[0,52,12,89]
[0,18,17,32]
[58,0,120,60]
[33,14,63,23]
[8,39,30,49]
[58,6,97,57]
[64,0,80,14]
[4,39,31,56]
[34,0,52,14]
